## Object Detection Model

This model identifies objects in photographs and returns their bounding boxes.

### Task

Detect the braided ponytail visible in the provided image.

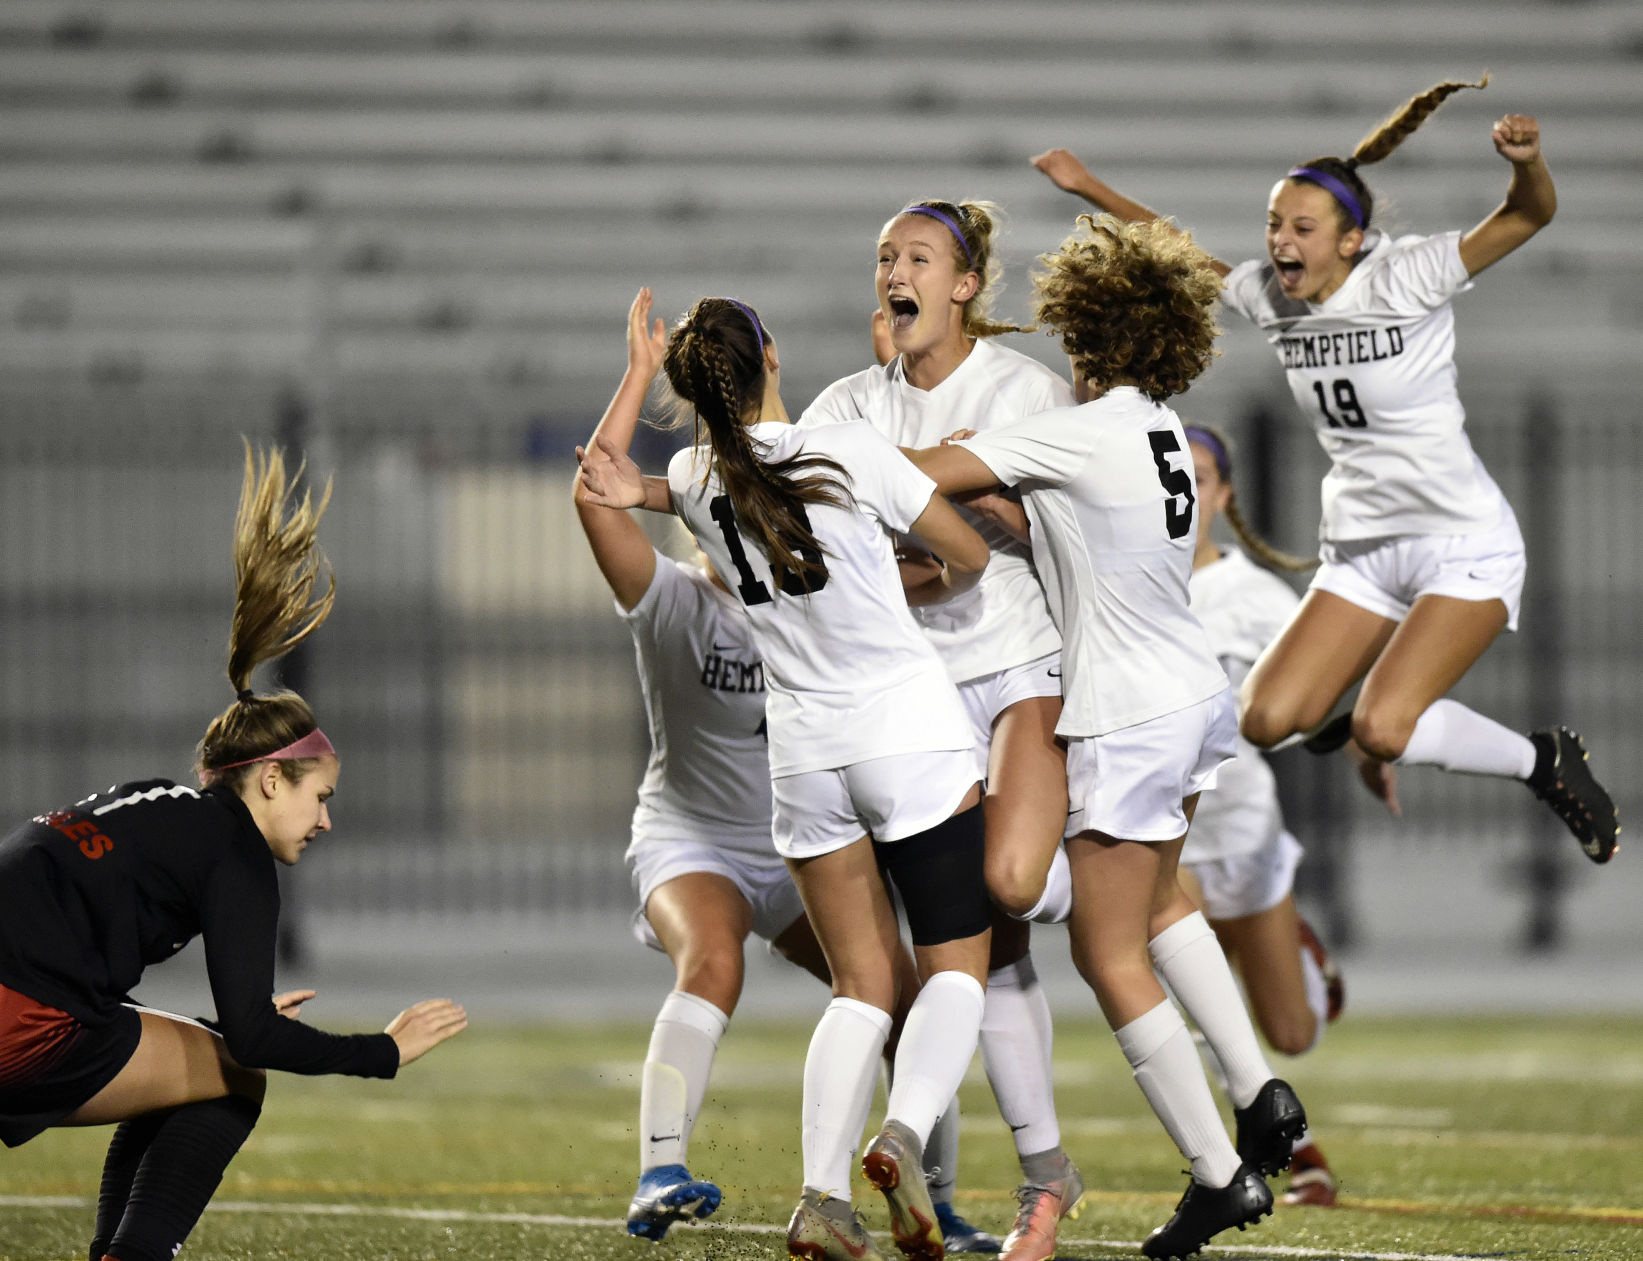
[662,298,852,590]
[1290,73,1490,233]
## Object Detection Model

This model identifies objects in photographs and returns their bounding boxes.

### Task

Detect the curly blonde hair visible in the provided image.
[1032,214,1222,401]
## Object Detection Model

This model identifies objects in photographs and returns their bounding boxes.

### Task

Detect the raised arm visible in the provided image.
[572,287,670,610]
[1030,148,1232,278]
[1457,114,1555,277]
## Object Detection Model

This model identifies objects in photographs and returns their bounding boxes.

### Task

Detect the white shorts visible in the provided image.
[1064,690,1239,842]
[1311,504,1526,632]
[625,836,806,953]
[1186,828,1304,921]
[772,749,980,860]
[957,651,1063,775]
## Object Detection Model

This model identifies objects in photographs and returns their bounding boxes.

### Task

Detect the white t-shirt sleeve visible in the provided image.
[954,406,1093,489]
[1372,231,1471,313]
[837,423,938,532]
[799,374,870,428]
[615,549,694,630]
[1220,258,1270,323]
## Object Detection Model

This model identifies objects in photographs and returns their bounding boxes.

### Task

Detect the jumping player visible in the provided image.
[1031,79,1619,865]
[1181,422,1344,1207]
[577,294,993,1261]
[574,288,935,1243]
[802,199,1080,1261]
[0,443,467,1261]
[906,215,1300,1259]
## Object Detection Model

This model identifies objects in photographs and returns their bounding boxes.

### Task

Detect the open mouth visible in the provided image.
[887,294,920,330]
[1273,257,1305,286]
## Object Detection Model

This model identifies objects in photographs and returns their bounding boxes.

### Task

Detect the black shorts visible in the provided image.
[0,983,141,1147]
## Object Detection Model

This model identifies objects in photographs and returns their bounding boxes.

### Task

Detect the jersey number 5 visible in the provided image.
[1147,431,1197,540]
[708,495,828,605]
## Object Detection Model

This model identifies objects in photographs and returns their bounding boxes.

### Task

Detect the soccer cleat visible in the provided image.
[1301,712,1352,755]
[1295,917,1345,1023]
[1527,727,1619,864]
[861,1120,944,1260]
[1283,1141,1338,1207]
[1142,1163,1273,1259]
[625,1163,722,1241]
[998,1158,1083,1261]
[787,1188,888,1261]
[1233,1079,1307,1177]
[935,1201,1001,1253]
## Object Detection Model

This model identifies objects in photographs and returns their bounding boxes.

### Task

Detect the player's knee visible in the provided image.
[674,950,745,1012]
[1351,707,1413,762]
[1263,1011,1319,1058]
[984,847,1047,919]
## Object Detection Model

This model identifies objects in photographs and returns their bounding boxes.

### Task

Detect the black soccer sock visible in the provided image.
[105,1094,262,1261]
[90,1110,167,1261]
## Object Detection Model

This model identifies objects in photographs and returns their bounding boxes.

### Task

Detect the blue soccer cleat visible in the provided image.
[935,1200,1002,1253]
[625,1163,722,1241]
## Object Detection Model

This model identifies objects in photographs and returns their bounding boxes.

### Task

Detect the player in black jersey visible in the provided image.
[0,443,467,1261]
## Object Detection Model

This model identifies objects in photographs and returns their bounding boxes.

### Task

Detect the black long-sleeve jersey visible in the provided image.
[0,779,398,1080]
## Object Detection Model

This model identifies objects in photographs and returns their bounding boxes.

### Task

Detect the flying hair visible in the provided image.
[661,297,852,591]
[195,440,337,787]
[1290,73,1491,233]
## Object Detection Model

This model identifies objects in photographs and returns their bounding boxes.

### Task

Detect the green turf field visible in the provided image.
[4,1013,1641,1260]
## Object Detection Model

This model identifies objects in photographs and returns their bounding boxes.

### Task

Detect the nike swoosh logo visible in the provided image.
[1046,668,1062,679]
[649,1134,681,1143]
[712,642,737,652]
[1009,1121,1030,1132]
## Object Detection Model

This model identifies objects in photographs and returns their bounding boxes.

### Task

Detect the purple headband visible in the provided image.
[1286,166,1366,231]
[899,204,976,270]
[718,298,766,351]
[1182,426,1231,480]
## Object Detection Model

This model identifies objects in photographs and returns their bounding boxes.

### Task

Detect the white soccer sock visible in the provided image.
[1116,999,1243,1188]
[802,997,893,1201]
[1394,698,1537,779]
[885,971,986,1145]
[1012,846,1073,924]
[1298,942,1329,1051]
[979,954,1062,1159]
[1149,912,1273,1110]
[640,990,729,1171]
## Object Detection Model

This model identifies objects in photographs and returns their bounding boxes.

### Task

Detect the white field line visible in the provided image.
[0,1194,1514,1261]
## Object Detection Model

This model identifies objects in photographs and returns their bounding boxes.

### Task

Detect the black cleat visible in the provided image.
[1527,727,1619,864]
[1141,1164,1272,1259]
[1233,1079,1307,1176]
[1301,712,1352,755]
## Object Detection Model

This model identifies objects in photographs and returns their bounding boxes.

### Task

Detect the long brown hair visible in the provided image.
[900,198,1023,338]
[1289,73,1490,233]
[662,298,851,592]
[195,440,336,787]
[1185,423,1317,573]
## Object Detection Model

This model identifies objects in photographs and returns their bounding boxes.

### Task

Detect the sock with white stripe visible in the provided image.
[639,990,729,1171]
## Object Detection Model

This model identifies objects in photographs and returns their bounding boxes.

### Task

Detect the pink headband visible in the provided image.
[208,728,336,777]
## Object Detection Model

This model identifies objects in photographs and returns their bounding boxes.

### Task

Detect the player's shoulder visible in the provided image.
[802,362,895,424]
[971,338,1075,402]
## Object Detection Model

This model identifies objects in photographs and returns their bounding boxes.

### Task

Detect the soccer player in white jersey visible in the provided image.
[801,198,1081,1260]
[578,294,994,1261]
[578,289,926,1242]
[907,216,1301,1259]
[1031,78,1619,866]
[1182,423,1346,1208]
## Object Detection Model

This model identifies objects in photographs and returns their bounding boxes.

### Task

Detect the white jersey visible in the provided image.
[800,338,1072,682]
[618,551,774,853]
[1182,547,1299,864]
[957,388,1228,738]
[1223,230,1510,542]
[667,421,970,777]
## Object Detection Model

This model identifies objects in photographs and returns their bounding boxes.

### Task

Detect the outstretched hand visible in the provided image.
[272,989,316,1019]
[1491,114,1541,164]
[576,435,647,509]
[627,286,668,380]
[385,998,468,1067]
[1030,148,1094,194]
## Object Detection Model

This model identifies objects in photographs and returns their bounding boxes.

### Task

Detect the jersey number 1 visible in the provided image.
[1147,431,1196,540]
[708,495,827,605]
